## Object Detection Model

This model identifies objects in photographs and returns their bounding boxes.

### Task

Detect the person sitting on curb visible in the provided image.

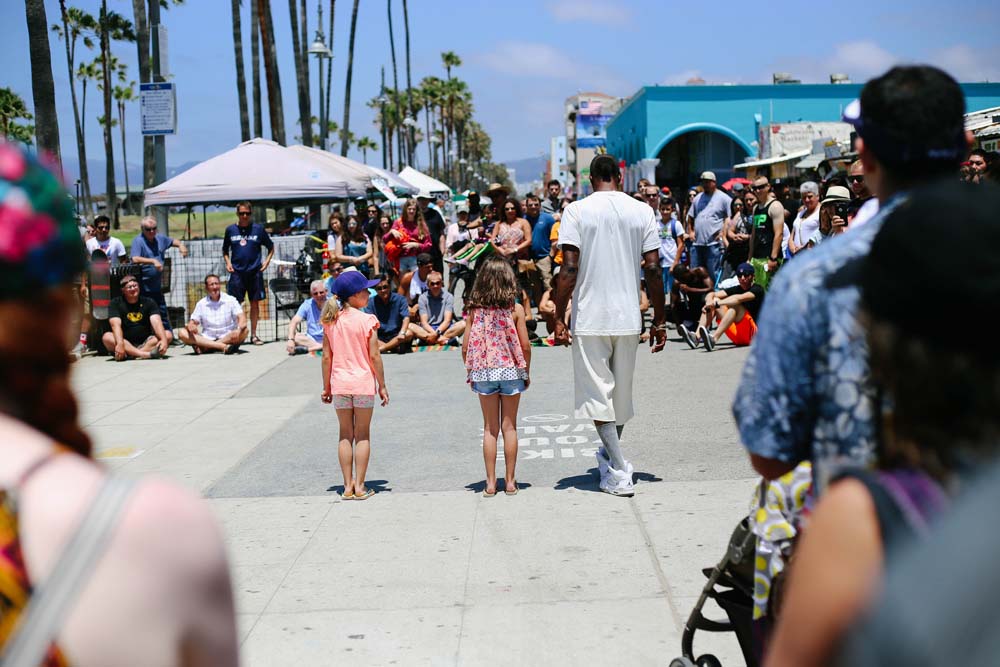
[177,274,248,354]
[399,252,433,319]
[682,262,765,351]
[408,271,466,346]
[286,280,328,355]
[103,274,172,360]
[365,274,414,353]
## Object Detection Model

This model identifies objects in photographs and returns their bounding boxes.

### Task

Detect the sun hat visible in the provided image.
[332,270,380,300]
[821,185,852,205]
[487,182,509,196]
[0,142,86,300]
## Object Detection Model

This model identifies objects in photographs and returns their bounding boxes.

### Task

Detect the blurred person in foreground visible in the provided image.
[733,64,970,491]
[765,181,1000,667]
[0,142,238,665]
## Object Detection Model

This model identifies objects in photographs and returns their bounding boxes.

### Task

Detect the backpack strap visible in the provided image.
[0,475,135,667]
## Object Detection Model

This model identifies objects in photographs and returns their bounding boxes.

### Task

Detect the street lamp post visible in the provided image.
[402,115,418,168]
[459,158,468,191]
[308,6,333,150]
[429,135,441,178]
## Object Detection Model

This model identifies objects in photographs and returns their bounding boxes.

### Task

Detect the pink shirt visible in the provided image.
[324,307,380,395]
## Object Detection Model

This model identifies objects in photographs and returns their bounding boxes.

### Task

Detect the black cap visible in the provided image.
[861,180,1000,353]
[416,252,433,265]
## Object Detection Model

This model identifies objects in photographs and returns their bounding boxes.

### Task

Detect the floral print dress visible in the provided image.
[465,307,527,383]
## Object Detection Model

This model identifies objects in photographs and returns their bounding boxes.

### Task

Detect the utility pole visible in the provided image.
[149,0,167,228]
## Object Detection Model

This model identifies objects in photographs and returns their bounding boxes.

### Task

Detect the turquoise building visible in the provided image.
[605,83,1000,190]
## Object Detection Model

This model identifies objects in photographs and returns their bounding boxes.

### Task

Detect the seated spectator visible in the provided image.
[399,252,433,319]
[670,264,712,335]
[102,274,172,360]
[285,279,328,355]
[806,186,851,249]
[177,274,248,354]
[683,262,764,351]
[365,274,414,353]
[765,181,1000,667]
[408,272,466,345]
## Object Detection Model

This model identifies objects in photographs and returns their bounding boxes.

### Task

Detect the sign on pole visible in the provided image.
[140,82,177,136]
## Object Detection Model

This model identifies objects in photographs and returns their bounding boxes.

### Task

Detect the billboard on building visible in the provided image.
[576,100,612,149]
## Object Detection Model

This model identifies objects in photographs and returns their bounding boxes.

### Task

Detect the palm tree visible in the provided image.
[340,0,360,157]
[402,0,414,166]
[386,0,403,170]
[24,0,61,164]
[113,80,135,214]
[97,1,135,227]
[53,4,97,213]
[256,0,285,144]
[231,0,250,141]
[76,58,100,150]
[0,88,35,143]
[419,76,443,175]
[356,136,377,164]
[323,0,334,145]
[440,51,461,181]
[286,0,311,145]
[246,0,262,138]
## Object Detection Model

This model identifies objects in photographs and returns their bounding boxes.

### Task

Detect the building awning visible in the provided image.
[734,149,811,170]
[794,153,824,169]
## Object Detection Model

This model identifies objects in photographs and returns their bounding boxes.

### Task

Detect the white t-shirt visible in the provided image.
[409,271,428,300]
[191,293,243,339]
[658,216,684,268]
[557,191,659,335]
[791,207,820,250]
[86,236,127,266]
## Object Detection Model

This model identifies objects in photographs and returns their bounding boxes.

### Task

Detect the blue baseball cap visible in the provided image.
[332,270,380,300]
[736,262,754,277]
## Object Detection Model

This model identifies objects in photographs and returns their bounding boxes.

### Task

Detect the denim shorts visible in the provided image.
[471,379,526,396]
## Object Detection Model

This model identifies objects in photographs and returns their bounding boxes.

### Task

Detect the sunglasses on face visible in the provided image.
[752,184,769,192]
[331,266,343,272]
[376,285,390,291]
[238,211,251,216]
[428,281,443,286]
[849,175,865,183]
[97,225,110,230]
[143,227,157,232]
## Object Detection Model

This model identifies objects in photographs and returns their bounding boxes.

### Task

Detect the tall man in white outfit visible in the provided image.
[552,154,667,496]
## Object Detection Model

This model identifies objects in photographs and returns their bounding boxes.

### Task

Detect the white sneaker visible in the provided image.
[599,465,635,497]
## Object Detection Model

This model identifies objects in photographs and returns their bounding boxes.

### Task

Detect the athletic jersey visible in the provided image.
[222,223,273,272]
[751,200,783,259]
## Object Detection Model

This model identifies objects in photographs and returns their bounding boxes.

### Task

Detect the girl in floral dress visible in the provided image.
[462,257,532,497]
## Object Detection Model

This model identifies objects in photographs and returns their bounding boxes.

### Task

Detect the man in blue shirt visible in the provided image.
[222,201,274,345]
[524,193,556,304]
[130,216,188,330]
[285,279,327,355]
[685,171,731,286]
[365,274,413,353]
[732,65,969,492]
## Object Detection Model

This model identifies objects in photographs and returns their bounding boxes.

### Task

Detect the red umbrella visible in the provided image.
[721,177,751,190]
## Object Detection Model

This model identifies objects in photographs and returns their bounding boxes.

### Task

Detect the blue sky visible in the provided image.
[3,0,999,181]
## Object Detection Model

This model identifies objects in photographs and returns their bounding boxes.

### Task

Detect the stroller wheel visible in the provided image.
[668,660,696,667]
[696,655,722,667]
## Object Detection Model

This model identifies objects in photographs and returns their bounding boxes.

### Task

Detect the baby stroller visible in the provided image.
[669,516,757,667]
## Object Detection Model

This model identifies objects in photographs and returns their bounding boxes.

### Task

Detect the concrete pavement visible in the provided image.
[72,335,757,666]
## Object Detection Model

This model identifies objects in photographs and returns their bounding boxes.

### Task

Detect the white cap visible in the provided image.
[699,171,716,182]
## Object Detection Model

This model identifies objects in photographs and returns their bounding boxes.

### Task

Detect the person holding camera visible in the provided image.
[806,186,852,249]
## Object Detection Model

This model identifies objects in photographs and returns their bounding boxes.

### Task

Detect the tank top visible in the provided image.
[751,200,782,259]
[324,307,380,395]
[464,307,528,382]
[1,452,71,666]
[343,238,368,259]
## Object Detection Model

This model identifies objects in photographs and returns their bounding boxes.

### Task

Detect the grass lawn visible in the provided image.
[115,211,239,246]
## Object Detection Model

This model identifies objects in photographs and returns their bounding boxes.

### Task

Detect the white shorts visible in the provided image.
[571,334,639,425]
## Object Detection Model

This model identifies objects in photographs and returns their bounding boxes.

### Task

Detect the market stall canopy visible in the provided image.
[399,166,452,197]
[143,138,370,206]
[367,165,419,197]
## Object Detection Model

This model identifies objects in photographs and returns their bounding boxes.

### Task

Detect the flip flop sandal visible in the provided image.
[354,488,375,501]
[482,488,497,498]
[504,483,518,496]
[341,491,355,500]
[251,335,264,346]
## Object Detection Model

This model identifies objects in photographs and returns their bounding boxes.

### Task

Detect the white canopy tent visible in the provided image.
[290,146,418,198]
[143,138,370,206]
[399,166,452,197]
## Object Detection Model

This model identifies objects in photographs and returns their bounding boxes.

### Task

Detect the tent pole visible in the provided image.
[203,205,208,238]
[186,206,192,240]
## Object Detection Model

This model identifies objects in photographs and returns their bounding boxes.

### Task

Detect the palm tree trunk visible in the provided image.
[131,0,153,191]
[287,0,311,145]
[424,104,432,171]
[324,0,335,148]
[24,0,61,165]
[231,0,250,141]
[118,98,130,215]
[387,0,402,170]
[250,0,263,138]
[59,0,92,214]
[299,0,310,140]
[257,0,286,144]
[340,0,360,157]
[402,0,414,167]
[99,1,117,227]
